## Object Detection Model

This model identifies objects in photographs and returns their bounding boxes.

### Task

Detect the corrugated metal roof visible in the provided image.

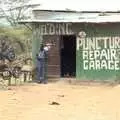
[32,11,99,20]
[20,14,120,23]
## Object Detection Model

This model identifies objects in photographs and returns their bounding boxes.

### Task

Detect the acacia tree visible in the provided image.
[0,0,40,27]
[0,0,38,59]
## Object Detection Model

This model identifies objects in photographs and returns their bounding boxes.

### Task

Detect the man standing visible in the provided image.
[36,43,51,84]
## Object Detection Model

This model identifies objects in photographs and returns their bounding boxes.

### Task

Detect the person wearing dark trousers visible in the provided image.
[36,44,45,83]
[36,43,51,84]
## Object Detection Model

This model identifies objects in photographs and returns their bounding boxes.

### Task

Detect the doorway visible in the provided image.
[60,35,76,77]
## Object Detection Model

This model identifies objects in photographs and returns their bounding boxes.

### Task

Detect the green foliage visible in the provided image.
[0,26,31,40]
[0,26,32,55]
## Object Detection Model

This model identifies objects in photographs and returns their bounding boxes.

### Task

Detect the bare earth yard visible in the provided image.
[0,81,120,120]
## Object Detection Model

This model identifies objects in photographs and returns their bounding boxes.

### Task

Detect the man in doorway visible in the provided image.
[36,43,52,84]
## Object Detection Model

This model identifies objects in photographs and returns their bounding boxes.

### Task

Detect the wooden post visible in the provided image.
[32,23,43,66]
[32,23,43,80]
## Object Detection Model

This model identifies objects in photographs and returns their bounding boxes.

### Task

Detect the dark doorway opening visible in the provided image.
[60,35,76,77]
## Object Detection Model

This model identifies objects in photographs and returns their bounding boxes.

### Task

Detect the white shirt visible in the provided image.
[44,46,51,52]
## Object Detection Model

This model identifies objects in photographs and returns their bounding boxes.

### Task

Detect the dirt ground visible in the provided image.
[0,81,120,120]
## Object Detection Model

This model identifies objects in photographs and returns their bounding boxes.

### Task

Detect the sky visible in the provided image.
[30,0,120,11]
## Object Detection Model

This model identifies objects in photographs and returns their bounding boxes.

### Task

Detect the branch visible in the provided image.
[8,4,41,11]
[9,7,17,25]
[0,8,15,26]
[16,7,22,21]
[23,23,32,31]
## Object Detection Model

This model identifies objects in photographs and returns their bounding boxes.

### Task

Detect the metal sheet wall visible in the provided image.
[76,23,120,81]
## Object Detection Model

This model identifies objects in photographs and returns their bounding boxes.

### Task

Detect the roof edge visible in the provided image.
[19,19,120,23]
[32,9,120,13]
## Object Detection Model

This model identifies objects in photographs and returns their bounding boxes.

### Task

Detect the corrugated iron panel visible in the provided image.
[20,11,120,23]
[32,10,99,20]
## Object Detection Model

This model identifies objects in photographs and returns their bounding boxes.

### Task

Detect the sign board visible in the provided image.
[77,31,120,71]
[37,23,74,35]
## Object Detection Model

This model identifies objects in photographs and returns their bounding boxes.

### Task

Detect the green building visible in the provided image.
[21,9,120,81]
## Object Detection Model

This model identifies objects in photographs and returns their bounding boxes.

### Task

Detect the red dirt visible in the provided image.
[0,82,120,120]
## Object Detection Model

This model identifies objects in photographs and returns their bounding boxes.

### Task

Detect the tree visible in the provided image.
[0,0,40,27]
[0,26,32,54]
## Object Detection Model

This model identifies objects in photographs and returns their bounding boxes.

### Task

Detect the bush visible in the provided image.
[0,26,32,56]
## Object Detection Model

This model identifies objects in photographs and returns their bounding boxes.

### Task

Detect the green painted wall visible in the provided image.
[32,22,120,81]
[76,23,120,81]
[32,23,43,66]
